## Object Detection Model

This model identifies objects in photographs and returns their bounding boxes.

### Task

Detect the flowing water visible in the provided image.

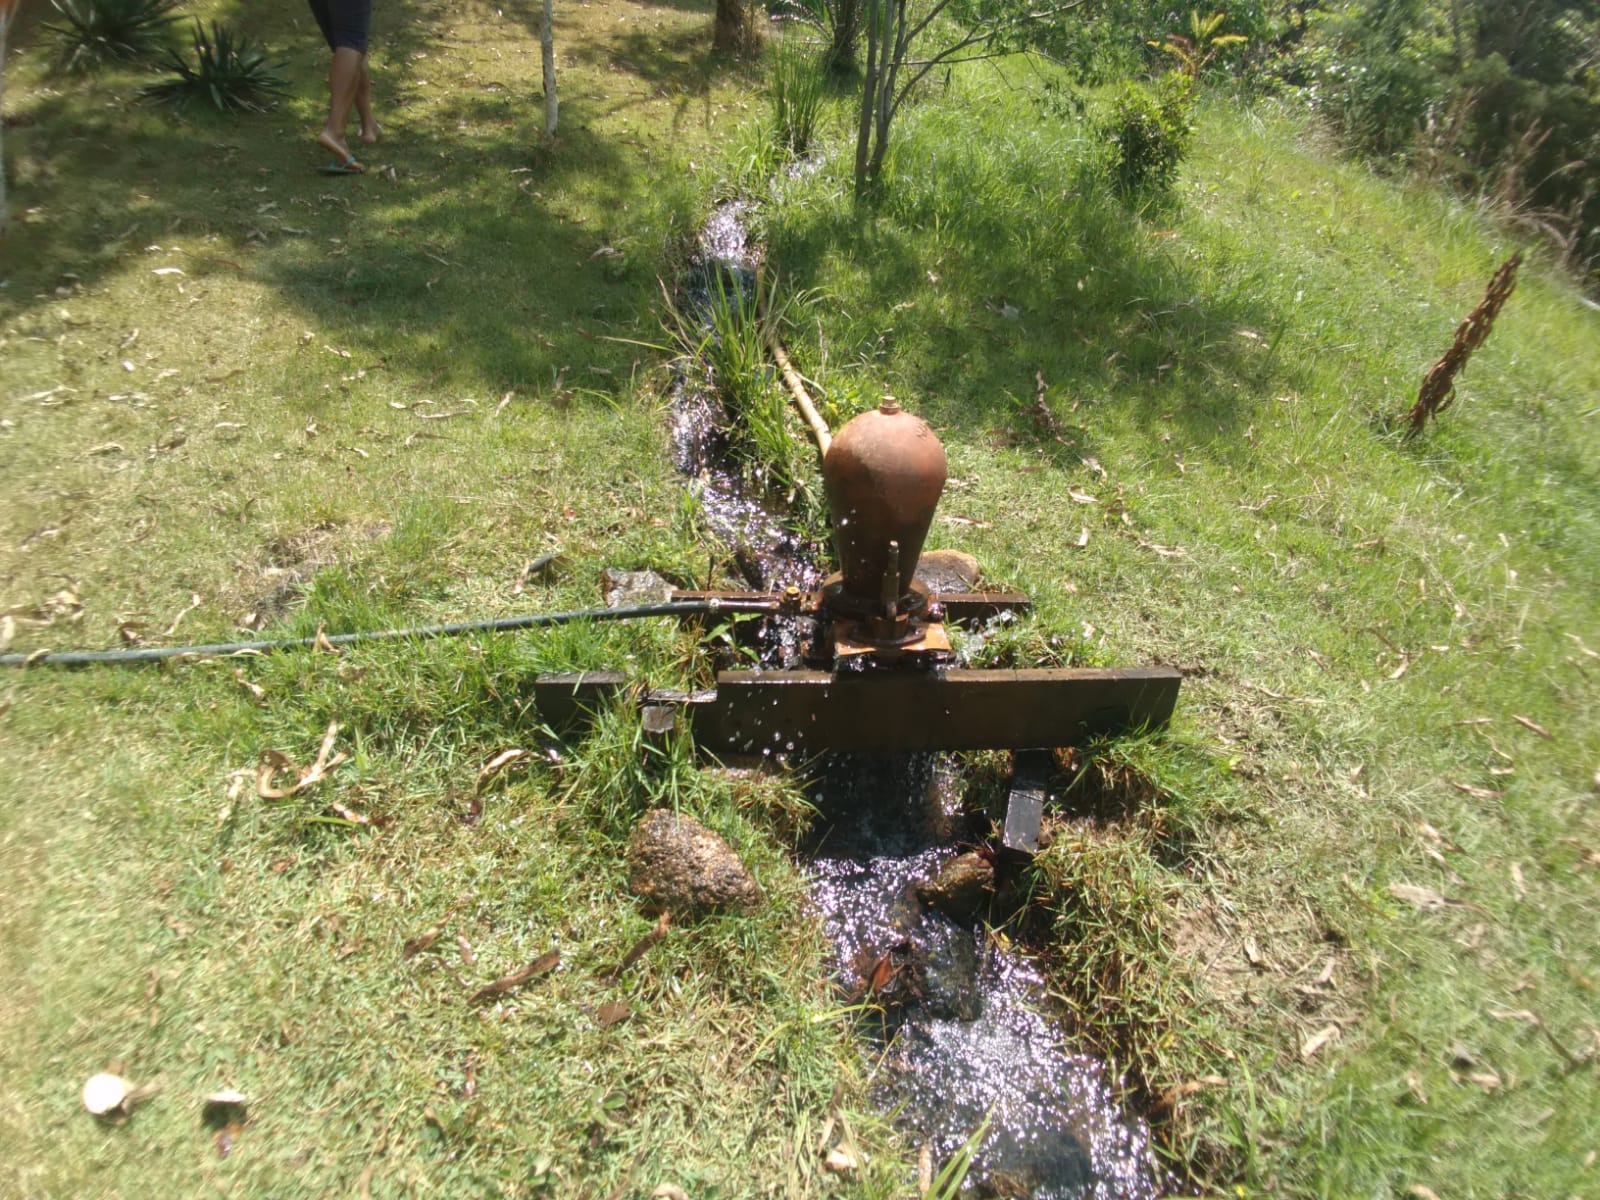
[669,204,1164,1197]
[807,757,1161,1198]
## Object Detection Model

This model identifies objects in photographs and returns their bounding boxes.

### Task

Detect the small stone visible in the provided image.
[915,851,993,923]
[601,568,673,608]
[915,549,981,594]
[82,1073,132,1117]
[627,811,762,915]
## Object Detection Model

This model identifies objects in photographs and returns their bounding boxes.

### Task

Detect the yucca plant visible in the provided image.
[44,0,181,74]
[140,21,289,114]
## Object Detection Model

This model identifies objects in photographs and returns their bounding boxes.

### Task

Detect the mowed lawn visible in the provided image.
[3,1,1600,1198]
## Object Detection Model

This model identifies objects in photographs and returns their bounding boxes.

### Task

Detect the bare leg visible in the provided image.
[316,46,364,166]
[356,56,379,144]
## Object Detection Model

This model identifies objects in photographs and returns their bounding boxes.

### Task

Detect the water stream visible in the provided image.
[668,204,1163,1197]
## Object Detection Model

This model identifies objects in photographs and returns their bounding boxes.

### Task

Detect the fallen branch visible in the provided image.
[757,286,831,458]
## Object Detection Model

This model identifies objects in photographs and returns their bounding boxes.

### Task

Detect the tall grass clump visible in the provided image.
[769,35,826,157]
[44,0,180,73]
[140,21,289,113]
[668,271,815,508]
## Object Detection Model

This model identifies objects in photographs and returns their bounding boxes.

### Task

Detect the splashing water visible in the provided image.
[806,755,1163,1199]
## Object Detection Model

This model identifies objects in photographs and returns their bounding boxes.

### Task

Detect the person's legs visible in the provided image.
[316,45,365,165]
[356,56,379,144]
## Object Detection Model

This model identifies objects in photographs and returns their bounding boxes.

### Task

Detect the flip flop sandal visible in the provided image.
[320,156,365,176]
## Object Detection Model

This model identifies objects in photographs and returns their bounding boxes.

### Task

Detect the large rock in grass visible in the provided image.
[627,811,762,915]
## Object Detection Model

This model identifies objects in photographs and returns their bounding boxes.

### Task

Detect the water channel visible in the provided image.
[668,203,1164,1197]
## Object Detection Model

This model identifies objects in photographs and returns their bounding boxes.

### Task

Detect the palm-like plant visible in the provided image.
[140,21,290,114]
[44,0,182,73]
[1150,10,1247,79]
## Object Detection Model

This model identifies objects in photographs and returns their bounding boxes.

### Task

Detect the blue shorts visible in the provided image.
[307,0,372,54]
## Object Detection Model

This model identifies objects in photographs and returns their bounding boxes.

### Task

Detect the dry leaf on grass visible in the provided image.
[403,918,452,960]
[1165,1075,1227,1101]
[233,669,266,706]
[596,1000,631,1027]
[822,1147,860,1173]
[1511,714,1552,739]
[1449,780,1503,801]
[1408,1186,1443,1200]
[257,722,348,799]
[1388,882,1453,912]
[475,748,528,793]
[652,1187,689,1200]
[164,593,201,637]
[1301,1024,1341,1060]
[468,949,559,1004]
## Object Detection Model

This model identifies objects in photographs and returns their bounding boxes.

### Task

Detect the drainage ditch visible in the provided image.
[666,202,1164,1197]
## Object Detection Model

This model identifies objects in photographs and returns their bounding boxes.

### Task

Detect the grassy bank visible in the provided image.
[3,2,1598,1197]
[1,3,905,1196]
[745,64,1600,1195]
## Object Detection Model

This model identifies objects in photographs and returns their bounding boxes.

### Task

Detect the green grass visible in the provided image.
[741,72,1600,1195]
[0,2,901,1196]
[3,2,1599,1197]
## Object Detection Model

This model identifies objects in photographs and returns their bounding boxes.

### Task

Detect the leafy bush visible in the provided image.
[1102,74,1195,197]
[44,0,180,73]
[1276,1,1600,279]
[139,21,290,114]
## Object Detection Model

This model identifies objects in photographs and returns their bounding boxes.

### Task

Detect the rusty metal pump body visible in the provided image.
[821,399,947,639]
[532,395,1181,849]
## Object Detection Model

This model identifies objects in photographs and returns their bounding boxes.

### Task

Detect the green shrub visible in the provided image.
[139,21,290,114]
[1102,73,1195,197]
[44,0,181,74]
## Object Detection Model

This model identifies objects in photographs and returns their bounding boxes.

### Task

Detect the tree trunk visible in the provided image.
[827,0,861,74]
[714,0,758,55]
[867,0,904,184]
[540,0,557,137]
[0,10,11,241]
[854,0,880,195]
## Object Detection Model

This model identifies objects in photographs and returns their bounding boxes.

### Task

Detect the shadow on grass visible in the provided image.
[764,98,1313,461]
[1,0,739,394]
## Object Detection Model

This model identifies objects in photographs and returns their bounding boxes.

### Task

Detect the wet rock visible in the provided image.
[915,851,993,923]
[627,810,762,915]
[915,549,981,594]
[601,568,673,608]
[918,922,983,1021]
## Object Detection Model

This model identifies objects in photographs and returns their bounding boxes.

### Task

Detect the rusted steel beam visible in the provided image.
[686,667,1180,755]
[533,666,1180,753]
